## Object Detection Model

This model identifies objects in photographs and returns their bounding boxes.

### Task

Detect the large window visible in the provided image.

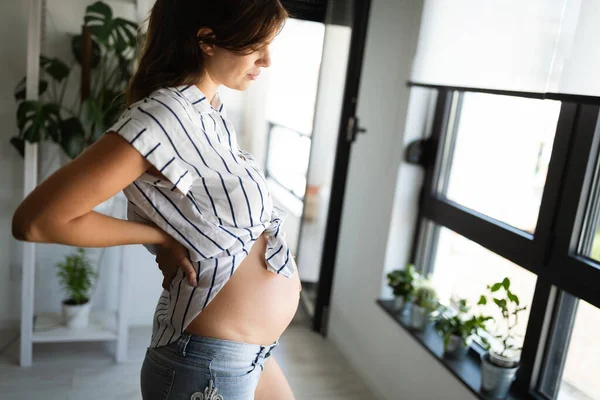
[410,87,600,400]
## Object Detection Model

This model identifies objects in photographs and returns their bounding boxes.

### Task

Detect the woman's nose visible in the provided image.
[259,48,271,68]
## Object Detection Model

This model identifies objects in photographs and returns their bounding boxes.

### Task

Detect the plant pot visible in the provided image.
[411,304,430,331]
[444,335,471,359]
[62,299,91,329]
[394,297,412,316]
[481,352,519,399]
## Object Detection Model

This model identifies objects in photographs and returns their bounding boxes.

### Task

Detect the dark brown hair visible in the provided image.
[126,0,288,106]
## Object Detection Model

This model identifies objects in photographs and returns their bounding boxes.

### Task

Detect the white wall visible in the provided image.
[327,1,478,399]
[0,0,29,329]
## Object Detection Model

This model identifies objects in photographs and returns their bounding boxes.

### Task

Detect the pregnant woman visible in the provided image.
[12,0,301,399]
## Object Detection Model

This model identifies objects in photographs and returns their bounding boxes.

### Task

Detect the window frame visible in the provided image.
[409,85,600,400]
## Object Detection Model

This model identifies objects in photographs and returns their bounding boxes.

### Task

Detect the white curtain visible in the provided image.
[411,0,600,97]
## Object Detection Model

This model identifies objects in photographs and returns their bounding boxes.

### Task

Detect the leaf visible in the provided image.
[84,2,138,53]
[491,283,503,292]
[493,298,507,309]
[16,101,61,143]
[40,56,70,82]
[502,277,510,290]
[478,295,487,305]
[58,117,86,152]
[10,137,25,158]
[507,291,520,305]
[14,77,48,101]
[71,34,101,68]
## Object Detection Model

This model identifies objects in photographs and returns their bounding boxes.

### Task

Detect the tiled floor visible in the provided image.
[0,310,376,400]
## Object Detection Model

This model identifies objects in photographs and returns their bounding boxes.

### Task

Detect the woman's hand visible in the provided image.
[156,235,197,289]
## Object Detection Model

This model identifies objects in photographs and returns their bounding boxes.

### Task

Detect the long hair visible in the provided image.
[126,0,288,106]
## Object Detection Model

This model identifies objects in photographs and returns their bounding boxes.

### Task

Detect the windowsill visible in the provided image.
[376,299,523,400]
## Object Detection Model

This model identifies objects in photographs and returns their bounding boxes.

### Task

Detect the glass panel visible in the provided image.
[266,125,311,198]
[557,300,600,400]
[438,93,561,233]
[578,142,600,263]
[429,225,536,346]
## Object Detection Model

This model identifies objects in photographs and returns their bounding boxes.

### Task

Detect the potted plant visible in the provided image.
[476,278,527,399]
[386,264,418,315]
[411,279,438,331]
[56,248,98,329]
[434,298,492,359]
[11,1,138,160]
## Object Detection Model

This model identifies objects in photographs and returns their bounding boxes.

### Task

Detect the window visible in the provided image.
[437,93,561,233]
[265,123,311,198]
[428,224,536,343]
[405,86,600,400]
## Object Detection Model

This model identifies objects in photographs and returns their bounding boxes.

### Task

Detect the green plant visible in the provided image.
[387,264,418,302]
[413,281,438,311]
[56,248,98,305]
[11,1,138,159]
[434,299,492,351]
[477,277,527,359]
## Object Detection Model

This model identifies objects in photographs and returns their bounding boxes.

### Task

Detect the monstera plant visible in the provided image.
[12,1,139,159]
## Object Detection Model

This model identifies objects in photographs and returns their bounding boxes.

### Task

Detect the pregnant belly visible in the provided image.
[184,233,301,345]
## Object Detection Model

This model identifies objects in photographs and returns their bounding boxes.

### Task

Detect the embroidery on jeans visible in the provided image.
[190,380,223,400]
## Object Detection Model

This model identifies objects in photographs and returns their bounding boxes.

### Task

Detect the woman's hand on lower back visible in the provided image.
[156,236,197,289]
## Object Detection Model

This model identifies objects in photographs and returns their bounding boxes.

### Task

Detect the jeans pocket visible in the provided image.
[209,357,260,384]
[141,349,176,400]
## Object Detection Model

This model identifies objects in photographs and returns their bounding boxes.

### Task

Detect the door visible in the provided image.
[292,0,372,335]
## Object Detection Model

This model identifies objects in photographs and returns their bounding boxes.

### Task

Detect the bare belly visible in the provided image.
[184,232,302,345]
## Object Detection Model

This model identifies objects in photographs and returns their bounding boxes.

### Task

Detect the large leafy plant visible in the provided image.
[12,1,138,159]
[56,248,98,305]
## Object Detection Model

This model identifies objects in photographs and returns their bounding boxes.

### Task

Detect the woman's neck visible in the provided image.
[195,77,220,107]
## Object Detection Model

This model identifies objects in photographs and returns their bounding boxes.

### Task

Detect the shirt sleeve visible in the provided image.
[105,99,195,196]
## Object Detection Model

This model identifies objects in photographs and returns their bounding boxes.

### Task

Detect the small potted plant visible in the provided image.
[434,298,492,359]
[56,248,98,329]
[386,264,418,315]
[476,278,527,399]
[411,279,438,331]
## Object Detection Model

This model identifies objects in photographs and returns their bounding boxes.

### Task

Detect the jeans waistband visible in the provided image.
[176,331,279,361]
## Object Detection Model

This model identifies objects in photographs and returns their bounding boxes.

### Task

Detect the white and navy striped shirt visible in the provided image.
[106,84,295,348]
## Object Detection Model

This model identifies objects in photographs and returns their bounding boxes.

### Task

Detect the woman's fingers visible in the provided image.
[179,256,197,286]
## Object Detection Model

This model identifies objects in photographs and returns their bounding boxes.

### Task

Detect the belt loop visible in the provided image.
[177,333,191,356]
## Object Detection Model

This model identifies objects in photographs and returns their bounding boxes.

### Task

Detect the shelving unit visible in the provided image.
[20,191,129,367]
[18,0,146,368]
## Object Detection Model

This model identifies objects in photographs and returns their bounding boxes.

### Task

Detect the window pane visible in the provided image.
[429,225,536,345]
[579,144,600,263]
[558,300,600,400]
[438,93,561,233]
[266,125,310,198]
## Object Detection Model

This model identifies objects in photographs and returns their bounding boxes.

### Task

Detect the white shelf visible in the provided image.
[32,311,118,343]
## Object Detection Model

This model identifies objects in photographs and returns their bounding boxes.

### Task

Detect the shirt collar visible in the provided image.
[175,84,226,116]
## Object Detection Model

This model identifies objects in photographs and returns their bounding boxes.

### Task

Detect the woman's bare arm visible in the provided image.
[12,132,168,248]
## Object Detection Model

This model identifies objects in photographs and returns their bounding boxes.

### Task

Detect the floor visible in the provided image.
[0,309,376,400]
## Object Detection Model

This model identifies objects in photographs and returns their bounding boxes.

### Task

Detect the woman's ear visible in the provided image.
[197,27,216,56]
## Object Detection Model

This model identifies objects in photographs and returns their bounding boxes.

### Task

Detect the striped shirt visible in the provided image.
[106,84,295,348]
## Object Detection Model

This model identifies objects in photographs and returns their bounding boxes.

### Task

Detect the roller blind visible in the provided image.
[410,0,570,94]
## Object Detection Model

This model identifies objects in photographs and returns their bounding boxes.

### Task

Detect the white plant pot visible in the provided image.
[444,335,471,359]
[411,304,430,331]
[394,297,412,316]
[481,352,519,399]
[62,300,92,329]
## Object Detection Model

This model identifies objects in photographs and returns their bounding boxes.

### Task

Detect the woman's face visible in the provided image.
[202,41,273,91]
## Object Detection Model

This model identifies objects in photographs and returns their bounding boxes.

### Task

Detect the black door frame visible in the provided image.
[313,0,372,334]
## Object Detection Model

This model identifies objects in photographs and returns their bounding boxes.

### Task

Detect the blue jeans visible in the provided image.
[140,332,279,400]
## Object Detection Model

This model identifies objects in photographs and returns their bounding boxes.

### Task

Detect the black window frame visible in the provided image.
[407,83,600,400]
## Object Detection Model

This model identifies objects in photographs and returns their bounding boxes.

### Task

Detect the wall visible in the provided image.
[327,1,479,399]
[0,0,29,329]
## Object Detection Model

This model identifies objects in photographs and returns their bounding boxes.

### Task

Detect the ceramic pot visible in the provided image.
[62,299,92,329]
[480,352,519,399]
